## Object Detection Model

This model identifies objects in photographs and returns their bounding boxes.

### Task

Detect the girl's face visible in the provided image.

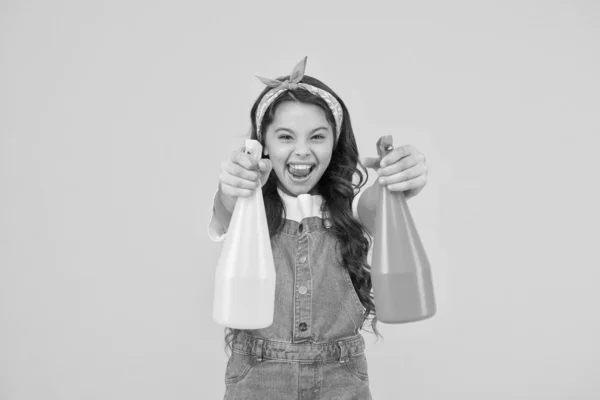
[264,101,335,197]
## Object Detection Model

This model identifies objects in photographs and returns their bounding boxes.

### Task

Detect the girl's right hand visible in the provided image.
[218,147,273,213]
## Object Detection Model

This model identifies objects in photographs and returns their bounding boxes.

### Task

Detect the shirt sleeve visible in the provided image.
[207,188,230,242]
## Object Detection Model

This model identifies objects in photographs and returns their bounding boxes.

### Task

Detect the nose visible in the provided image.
[294,139,310,157]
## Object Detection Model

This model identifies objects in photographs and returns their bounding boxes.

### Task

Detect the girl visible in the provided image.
[209,57,428,399]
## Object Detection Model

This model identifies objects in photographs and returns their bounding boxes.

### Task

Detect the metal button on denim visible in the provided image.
[299,322,307,331]
[298,286,308,295]
[299,255,307,264]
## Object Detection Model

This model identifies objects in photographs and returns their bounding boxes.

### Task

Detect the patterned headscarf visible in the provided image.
[254,57,343,144]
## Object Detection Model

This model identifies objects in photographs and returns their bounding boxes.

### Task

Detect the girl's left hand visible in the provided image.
[361,144,428,200]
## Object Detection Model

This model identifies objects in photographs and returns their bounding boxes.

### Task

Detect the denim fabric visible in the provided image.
[224,217,372,399]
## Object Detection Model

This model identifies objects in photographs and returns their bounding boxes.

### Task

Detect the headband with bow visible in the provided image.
[254,57,344,143]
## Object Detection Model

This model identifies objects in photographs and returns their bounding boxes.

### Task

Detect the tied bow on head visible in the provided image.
[255,56,307,90]
[253,56,343,143]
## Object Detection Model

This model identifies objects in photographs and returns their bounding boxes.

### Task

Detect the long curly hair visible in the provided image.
[223,74,382,356]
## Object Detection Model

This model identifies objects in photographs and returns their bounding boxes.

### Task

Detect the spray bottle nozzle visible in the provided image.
[376,135,394,157]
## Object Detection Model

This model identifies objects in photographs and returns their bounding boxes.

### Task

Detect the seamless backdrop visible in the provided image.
[1,1,599,399]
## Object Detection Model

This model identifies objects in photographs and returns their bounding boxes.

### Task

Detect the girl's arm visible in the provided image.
[208,187,234,242]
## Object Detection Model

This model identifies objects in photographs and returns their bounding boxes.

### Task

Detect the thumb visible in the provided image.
[258,159,273,186]
[361,156,381,170]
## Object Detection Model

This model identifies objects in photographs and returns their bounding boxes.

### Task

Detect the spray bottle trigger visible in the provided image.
[376,135,394,158]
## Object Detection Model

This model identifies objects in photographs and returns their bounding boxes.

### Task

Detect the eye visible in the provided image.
[312,134,326,140]
[278,134,293,140]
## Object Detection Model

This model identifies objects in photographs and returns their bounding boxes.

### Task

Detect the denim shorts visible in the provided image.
[224,332,372,400]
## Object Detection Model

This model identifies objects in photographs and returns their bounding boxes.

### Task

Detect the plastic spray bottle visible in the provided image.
[371,135,436,323]
[212,139,276,329]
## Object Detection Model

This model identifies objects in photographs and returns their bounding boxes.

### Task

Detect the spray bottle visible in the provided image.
[371,135,436,323]
[212,139,276,329]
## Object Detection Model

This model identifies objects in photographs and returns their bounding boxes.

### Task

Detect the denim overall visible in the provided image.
[223,216,373,400]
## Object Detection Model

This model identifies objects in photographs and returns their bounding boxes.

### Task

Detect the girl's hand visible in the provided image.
[218,147,273,213]
[361,144,428,200]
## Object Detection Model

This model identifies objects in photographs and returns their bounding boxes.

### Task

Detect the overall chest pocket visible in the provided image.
[225,351,259,384]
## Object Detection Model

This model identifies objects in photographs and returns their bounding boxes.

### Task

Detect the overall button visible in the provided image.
[298,286,308,295]
[298,224,303,233]
[299,322,308,331]
[299,255,307,264]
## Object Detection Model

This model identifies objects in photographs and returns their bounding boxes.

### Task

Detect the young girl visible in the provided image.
[209,57,428,399]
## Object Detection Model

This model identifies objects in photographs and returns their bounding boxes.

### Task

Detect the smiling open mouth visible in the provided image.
[287,164,315,181]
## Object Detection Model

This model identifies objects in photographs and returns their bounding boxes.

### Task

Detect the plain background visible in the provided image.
[1,1,599,399]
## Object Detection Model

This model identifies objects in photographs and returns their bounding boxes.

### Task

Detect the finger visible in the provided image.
[380,145,414,168]
[231,150,259,171]
[258,159,273,186]
[379,163,425,186]
[219,182,255,198]
[360,156,381,170]
[230,145,246,162]
[386,174,426,193]
[223,160,260,182]
[219,168,259,191]
[258,158,273,173]
[377,154,419,177]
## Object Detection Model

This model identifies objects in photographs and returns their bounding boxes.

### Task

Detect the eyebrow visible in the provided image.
[274,126,330,134]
